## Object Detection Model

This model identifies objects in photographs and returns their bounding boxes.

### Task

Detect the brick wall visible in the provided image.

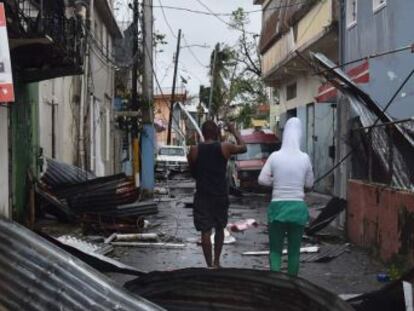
[347,180,414,263]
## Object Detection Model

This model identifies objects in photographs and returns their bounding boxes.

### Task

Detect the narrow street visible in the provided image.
[108,174,384,296]
[1,0,414,310]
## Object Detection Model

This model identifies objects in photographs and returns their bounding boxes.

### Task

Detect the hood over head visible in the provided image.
[281,117,302,152]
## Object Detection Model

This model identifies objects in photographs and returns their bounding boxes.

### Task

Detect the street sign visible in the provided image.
[0,3,14,103]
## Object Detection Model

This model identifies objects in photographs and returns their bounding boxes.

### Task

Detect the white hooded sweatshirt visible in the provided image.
[258,117,314,201]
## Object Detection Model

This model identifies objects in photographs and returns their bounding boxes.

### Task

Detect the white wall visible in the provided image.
[39,77,78,165]
[274,74,322,116]
[88,11,116,176]
[0,107,10,218]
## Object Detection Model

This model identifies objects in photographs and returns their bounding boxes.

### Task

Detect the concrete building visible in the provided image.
[38,0,122,177]
[255,0,339,193]
[339,0,414,264]
[154,87,187,146]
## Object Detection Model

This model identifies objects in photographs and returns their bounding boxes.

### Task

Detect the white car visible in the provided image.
[156,145,189,173]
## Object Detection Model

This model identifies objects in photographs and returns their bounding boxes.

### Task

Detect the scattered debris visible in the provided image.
[113,233,159,242]
[154,186,169,195]
[125,268,354,311]
[242,246,320,256]
[57,235,113,255]
[181,197,194,208]
[306,197,347,235]
[40,232,145,276]
[212,229,236,245]
[377,273,391,283]
[111,242,186,249]
[339,294,362,301]
[227,218,258,232]
[300,243,350,263]
[0,218,164,311]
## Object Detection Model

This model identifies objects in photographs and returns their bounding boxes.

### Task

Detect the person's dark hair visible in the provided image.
[202,120,219,140]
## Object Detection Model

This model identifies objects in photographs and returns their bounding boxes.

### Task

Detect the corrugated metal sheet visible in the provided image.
[0,217,163,311]
[313,53,414,189]
[41,158,95,189]
[125,268,354,311]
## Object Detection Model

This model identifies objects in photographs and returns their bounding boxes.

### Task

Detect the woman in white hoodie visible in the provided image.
[258,117,314,276]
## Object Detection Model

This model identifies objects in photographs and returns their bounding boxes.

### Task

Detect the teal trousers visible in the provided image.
[268,221,304,276]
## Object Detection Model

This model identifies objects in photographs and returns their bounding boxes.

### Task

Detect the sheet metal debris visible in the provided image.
[40,232,145,276]
[313,53,414,189]
[125,268,354,311]
[41,157,95,187]
[57,235,113,255]
[0,217,163,311]
[300,243,350,263]
[306,198,347,235]
[37,159,158,230]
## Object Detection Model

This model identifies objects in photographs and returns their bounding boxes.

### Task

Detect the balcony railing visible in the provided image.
[5,0,85,82]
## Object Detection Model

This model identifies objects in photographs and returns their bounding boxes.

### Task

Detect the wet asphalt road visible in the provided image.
[108,176,385,296]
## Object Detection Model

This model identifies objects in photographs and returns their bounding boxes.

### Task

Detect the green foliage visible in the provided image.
[236,104,254,128]
[205,8,267,124]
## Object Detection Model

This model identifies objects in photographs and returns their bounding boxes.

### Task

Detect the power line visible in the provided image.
[147,1,309,16]
[315,43,414,75]
[141,28,187,140]
[158,0,208,68]
[194,0,257,35]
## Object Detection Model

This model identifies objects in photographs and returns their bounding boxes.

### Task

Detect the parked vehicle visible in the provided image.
[156,145,188,173]
[228,128,280,191]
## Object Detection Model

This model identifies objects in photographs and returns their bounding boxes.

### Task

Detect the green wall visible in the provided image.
[11,83,40,221]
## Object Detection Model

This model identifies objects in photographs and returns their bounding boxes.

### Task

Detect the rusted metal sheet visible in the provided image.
[125,268,354,311]
[0,217,164,311]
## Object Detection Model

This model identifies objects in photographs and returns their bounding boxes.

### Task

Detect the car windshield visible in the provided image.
[236,143,279,161]
[159,147,185,156]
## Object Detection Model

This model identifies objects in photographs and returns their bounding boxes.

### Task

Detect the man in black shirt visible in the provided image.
[188,121,246,268]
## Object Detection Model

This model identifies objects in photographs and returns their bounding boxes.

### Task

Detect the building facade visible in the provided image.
[154,87,187,146]
[37,0,122,177]
[255,0,339,193]
[341,0,414,263]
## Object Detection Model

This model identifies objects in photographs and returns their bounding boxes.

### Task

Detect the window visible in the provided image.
[159,148,185,156]
[373,0,386,12]
[346,0,357,28]
[286,83,297,101]
[236,143,279,161]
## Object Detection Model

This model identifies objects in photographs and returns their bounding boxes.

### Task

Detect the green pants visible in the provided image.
[268,221,304,276]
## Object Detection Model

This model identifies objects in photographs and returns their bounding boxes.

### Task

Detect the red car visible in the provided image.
[228,128,280,191]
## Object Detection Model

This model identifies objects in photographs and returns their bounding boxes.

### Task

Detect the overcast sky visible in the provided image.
[116,0,262,96]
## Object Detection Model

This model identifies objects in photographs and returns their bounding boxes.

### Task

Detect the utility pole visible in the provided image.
[167,29,182,145]
[141,0,155,195]
[131,0,140,187]
[208,43,219,119]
